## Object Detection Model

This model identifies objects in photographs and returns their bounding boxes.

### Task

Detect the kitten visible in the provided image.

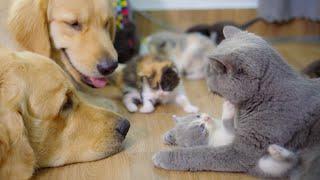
[259,144,320,179]
[143,32,215,80]
[164,101,236,147]
[153,26,320,179]
[186,17,262,45]
[119,55,198,113]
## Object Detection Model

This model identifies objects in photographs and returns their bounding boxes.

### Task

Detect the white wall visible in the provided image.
[131,0,258,11]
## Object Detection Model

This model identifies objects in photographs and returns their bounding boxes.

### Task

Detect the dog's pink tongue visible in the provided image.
[89,77,108,88]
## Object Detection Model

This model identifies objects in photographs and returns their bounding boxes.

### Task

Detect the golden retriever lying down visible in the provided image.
[8,0,118,89]
[0,48,130,180]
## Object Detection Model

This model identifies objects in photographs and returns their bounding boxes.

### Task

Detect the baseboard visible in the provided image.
[131,0,258,11]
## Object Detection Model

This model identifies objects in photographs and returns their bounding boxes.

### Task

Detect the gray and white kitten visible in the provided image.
[164,101,236,147]
[153,26,320,178]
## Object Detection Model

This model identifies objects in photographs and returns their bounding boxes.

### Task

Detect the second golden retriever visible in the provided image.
[8,0,118,88]
[0,48,130,180]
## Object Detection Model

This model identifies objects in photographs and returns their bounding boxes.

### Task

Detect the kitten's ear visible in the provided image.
[172,115,183,123]
[223,26,242,39]
[172,115,178,123]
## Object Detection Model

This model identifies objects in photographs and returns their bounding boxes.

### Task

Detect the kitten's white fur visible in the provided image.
[209,101,235,147]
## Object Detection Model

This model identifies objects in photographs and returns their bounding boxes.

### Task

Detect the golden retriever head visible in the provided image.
[8,0,118,88]
[0,49,129,179]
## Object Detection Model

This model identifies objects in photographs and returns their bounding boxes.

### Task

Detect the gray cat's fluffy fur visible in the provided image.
[153,26,320,178]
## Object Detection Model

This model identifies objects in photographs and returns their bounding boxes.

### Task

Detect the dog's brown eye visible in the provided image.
[105,21,109,29]
[69,21,82,31]
[61,96,73,112]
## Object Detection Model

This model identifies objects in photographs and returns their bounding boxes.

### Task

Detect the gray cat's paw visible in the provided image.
[152,151,174,169]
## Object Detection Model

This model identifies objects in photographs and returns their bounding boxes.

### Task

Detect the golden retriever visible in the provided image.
[8,0,118,89]
[0,48,130,180]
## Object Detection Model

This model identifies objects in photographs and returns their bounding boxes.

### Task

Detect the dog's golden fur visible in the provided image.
[8,0,117,88]
[0,48,126,180]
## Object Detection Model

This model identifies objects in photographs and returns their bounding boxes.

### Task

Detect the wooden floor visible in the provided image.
[32,43,320,180]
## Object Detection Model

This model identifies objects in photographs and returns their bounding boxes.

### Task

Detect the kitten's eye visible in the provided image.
[196,115,201,118]
[68,21,82,31]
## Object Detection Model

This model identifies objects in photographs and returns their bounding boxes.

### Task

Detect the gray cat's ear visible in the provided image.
[223,26,242,39]
[207,57,227,74]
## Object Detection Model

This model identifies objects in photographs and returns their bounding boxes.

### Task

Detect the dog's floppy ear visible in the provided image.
[8,0,51,57]
[109,17,116,42]
[0,109,35,180]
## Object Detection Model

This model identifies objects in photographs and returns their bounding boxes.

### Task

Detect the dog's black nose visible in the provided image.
[97,59,118,75]
[116,119,130,137]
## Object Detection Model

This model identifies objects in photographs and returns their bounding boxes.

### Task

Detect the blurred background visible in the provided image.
[130,0,320,38]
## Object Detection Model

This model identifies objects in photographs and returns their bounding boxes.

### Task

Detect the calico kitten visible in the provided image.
[120,55,198,113]
[164,100,236,147]
[143,32,215,80]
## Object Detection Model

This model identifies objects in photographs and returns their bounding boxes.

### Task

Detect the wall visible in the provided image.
[133,9,320,38]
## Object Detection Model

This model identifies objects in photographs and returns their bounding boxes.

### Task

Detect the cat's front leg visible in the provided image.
[123,90,141,112]
[211,100,236,147]
[139,98,155,113]
[153,145,247,172]
[175,94,199,113]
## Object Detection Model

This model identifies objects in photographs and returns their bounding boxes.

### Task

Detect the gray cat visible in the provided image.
[153,26,320,178]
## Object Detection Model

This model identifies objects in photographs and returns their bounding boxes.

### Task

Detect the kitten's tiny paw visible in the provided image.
[126,104,138,112]
[139,105,155,113]
[184,105,199,113]
[223,100,235,110]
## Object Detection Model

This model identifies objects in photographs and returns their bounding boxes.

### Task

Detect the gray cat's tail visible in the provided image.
[302,59,320,78]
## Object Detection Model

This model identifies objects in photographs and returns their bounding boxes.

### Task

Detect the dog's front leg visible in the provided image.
[153,145,247,172]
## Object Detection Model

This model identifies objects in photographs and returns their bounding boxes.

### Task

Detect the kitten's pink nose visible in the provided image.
[204,117,212,122]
